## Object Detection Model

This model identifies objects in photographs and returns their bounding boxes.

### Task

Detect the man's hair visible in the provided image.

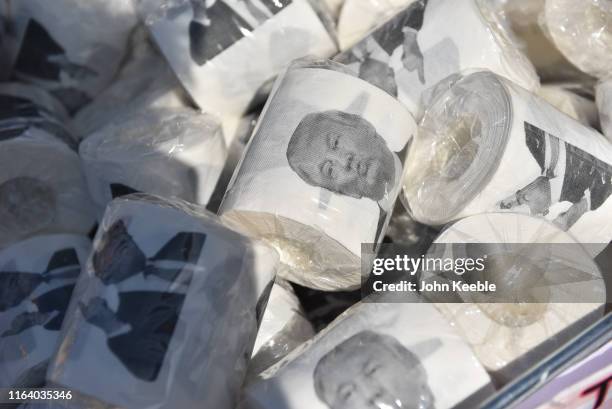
[312,330,423,403]
[286,110,373,188]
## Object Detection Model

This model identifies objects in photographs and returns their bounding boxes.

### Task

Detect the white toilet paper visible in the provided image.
[248,280,314,378]
[138,0,338,143]
[596,79,612,141]
[538,84,600,129]
[220,60,416,291]
[48,194,279,409]
[243,299,494,409]
[3,0,138,113]
[0,123,96,249]
[335,0,539,116]
[79,107,227,216]
[336,0,416,50]
[0,234,91,391]
[429,213,605,385]
[72,26,188,139]
[403,71,612,251]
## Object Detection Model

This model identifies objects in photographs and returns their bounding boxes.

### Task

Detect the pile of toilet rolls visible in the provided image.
[220,59,416,291]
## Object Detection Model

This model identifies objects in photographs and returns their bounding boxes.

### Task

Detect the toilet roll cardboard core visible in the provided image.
[0,176,56,235]
[477,303,549,328]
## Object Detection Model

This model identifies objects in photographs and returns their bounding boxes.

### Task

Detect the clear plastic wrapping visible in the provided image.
[220,59,417,291]
[243,298,495,409]
[48,194,279,409]
[0,234,91,393]
[2,0,138,113]
[334,0,539,117]
[79,107,227,216]
[596,78,612,141]
[138,0,338,141]
[72,25,189,139]
[427,213,605,386]
[247,279,315,379]
[402,70,612,253]
[537,84,600,129]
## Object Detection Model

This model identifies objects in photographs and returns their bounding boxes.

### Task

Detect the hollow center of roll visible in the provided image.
[0,177,57,234]
[263,235,320,272]
[478,302,549,327]
[434,115,481,181]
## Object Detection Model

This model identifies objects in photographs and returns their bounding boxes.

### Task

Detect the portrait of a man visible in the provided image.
[313,330,435,409]
[286,110,400,206]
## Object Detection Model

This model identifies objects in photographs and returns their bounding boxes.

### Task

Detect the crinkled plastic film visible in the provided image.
[220,59,417,291]
[426,213,605,386]
[243,297,495,409]
[247,279,315,379]
[537,84,600,129]
[334,0,539,118]
[0,84,95,249]
[543,0,612,80]
[596,78,612,141]
[0,234,91,395]
[402,70,612,253]
[137,0,338,142]
[47,194,279,409]
[79,107,227,217]
[2,0,137,113]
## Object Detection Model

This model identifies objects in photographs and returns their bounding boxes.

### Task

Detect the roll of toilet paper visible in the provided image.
[79,108,227,216]
[403,71,612,251]
[334,0,539,116]
[336,0,416,50]
[248,280,314,378]
[538,84,600,128]
[72,26,188,139]
[0,234,91,391]
[244,299,494,409]
[596,79,612,141]
[4,0,138,113]
[139,0,337,143]
[220,60,416,291]
[0,130,96,249]
[544,0,612,80]
[48,194,279,409]
[0,82,75,149]
[429,213,605,385]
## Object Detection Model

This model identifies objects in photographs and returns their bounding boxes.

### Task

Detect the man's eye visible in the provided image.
[329,134,339,150]
[338,384,355,401]
[365,365,380,376]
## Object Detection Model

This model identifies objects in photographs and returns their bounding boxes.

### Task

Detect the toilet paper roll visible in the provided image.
[0,129,96,249]
[428,213,605,385]
[0,82,74,149]
[4,0,138,113]
[0,234,91,391]
[79,108,227,216]
[403,71,612,250]
[138,0,338,144]
[538,84,600,129]
[336,0,416,50]
[48,194,279,409]
[334,0,539,116]
[544,0,612,80]
[72,26,188,139]
[248,280,315,378]
[596,79,612,141]
[220,60,416,291]
[243,299,495,409]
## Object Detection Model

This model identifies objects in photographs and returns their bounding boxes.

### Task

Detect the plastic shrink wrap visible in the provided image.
[248,280,315,379]
[537,84,599,129]
[596,79,612,142]
[79,108,227,217]
[138,0,338,143]
[402,71,612,254]
[243,298,495,409]
[334,0,539,116]
[1,0,138,113]
[427,213,605,385]
[72,26,188,139]
[0,234,91,395]
[220,59,416,291]
[47,194,279,409]
[0,84,95,249]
